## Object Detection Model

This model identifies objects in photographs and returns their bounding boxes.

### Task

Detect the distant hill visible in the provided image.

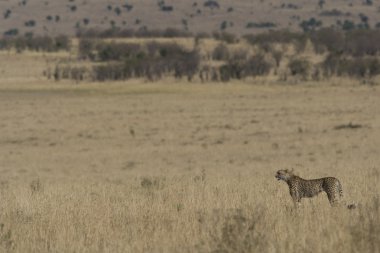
[1,0,379,37]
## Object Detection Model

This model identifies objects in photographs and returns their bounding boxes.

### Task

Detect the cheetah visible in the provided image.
[275,169,344,207]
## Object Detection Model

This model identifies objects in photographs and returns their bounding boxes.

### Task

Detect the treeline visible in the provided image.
[76,27,194,38]
[245,28,380,57]
[76,27,238,43]
[54,40,200,82]
[244,28,380,80]
[2,27,380,82]
[0,35,70,52]
[56,39,276,82]
[55,28,380,82]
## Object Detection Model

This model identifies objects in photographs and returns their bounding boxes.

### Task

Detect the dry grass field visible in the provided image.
[0,77,379,252]
[0,39,379,252]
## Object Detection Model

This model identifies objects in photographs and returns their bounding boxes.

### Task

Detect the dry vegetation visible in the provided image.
[0,31,379,252]
[4,30,378,85]
[0,73,379,252]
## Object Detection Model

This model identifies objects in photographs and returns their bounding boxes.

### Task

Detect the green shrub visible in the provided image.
[300,18,322,32]
[4,28,19,36]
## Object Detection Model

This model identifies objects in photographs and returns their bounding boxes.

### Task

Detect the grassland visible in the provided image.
[0,73,379,252]
[0,34,379,253]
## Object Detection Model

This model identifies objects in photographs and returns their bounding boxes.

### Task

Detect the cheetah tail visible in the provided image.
[338,182,357,209]
[347,203,357,210]
[337,181,356,209]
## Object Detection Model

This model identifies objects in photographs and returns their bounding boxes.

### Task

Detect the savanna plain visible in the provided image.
[0,59,379,252]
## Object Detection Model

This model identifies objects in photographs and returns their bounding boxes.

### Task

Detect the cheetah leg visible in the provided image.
[290,191,301,208]
[326,192,338,206]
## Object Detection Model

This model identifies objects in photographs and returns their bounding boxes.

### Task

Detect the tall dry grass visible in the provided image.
[0,74,379,252]
[0,170,378,252]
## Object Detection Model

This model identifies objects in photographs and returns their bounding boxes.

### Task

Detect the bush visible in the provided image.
[321,54,342,77]
[288,58,310,79]
[0,38,11,50]
[92,53,199,82]
[244,30,308,52]
[346,58,380,78]
[244,28,380,57]
[212,43,230,61]
[0,35,70,52]
[220,21,228,31]
[160,5,173,12]
[212,32,237,44]
[53,65,88,82]
[310,28,344,54]
[218,54,272,82]
[345,30,380,56]
[340,20,356,31]
[319,9,348,17]
[245,54,272,77]
[114,7,121,15]
[219,61,245,81]
[76,27,192,38]
[161,28,192,38]
[96,42,142,61]
[246,22,276,29]
[4,9,11,19]
[300,18,322,32]
[204,0,220,9]
[89,40,200,82]
[55,35,71,51]
[321,54,380,78]
[281,3,299,9]
[123,4,133,11]
[78,39,96,59]
[4,28,19,36]
[174,50,200,81]
[229,49,249,62]
[93,63,126,81]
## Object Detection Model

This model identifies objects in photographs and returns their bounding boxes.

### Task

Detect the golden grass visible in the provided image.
[0,79,379,252]
[2,175,378,252]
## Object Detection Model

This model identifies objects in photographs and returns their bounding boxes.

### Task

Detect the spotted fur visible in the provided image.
[275,169,343,206]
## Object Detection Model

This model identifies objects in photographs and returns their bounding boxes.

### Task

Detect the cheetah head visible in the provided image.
[275,169,294,182]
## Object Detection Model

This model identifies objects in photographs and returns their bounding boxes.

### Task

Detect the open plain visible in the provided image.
[0,75,379,252]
